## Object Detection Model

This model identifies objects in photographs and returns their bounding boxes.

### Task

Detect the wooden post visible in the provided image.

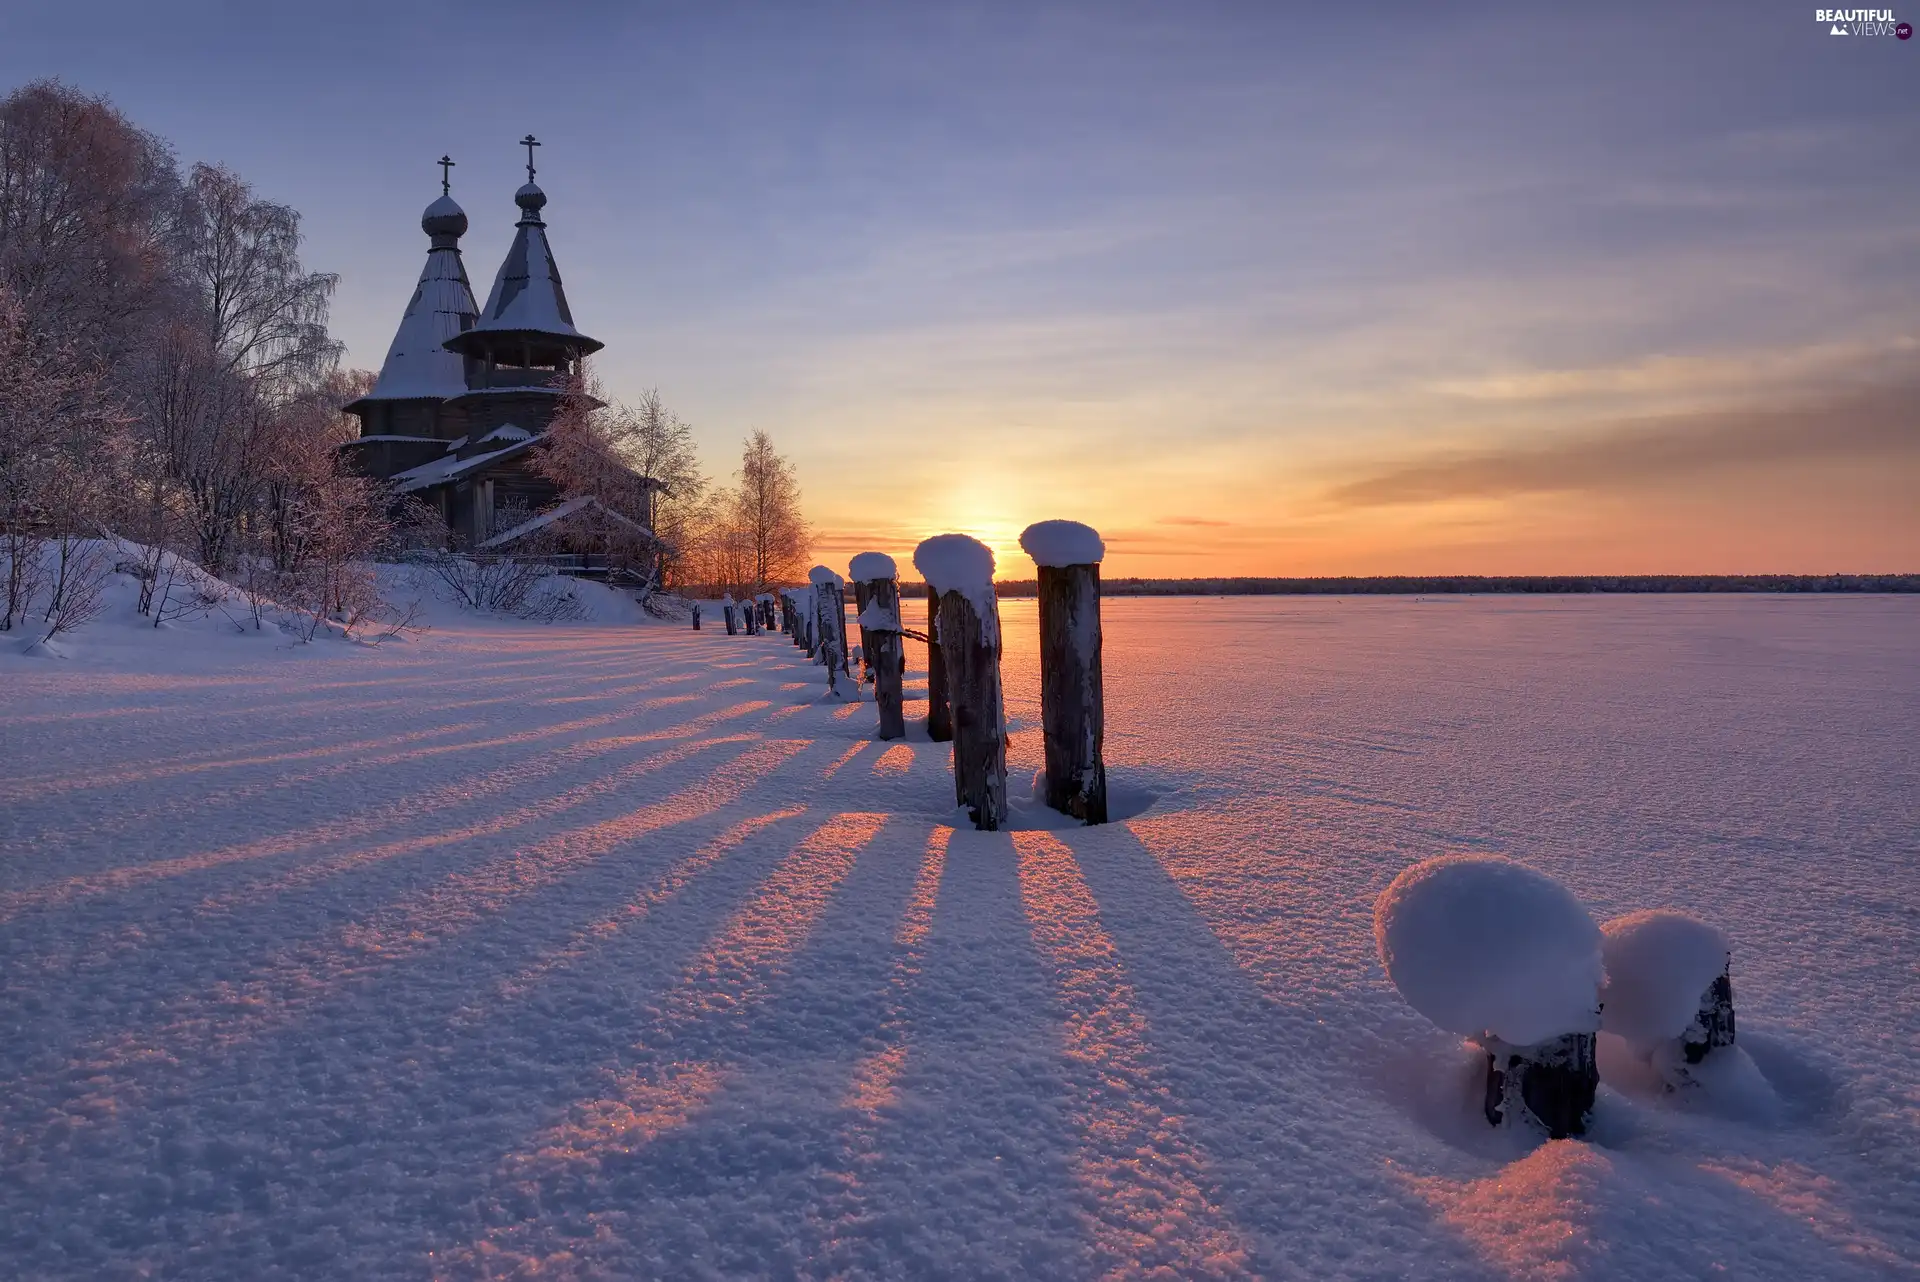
[834,581,853,680]
[855,572,906,739]
[1021,521,1109,824]
[691,602,701,630]
[851,577,874,682]
[1036,562,1106,823]
[723,595,737,635]
[1681,967,1737,1065]
[1482,1034,1599,1139]
[810,573,838,670]
[925,584,952,742]
[936,588,1008,830]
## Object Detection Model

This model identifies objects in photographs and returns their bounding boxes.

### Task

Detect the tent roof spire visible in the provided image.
[446,137,602,362]
[351,164,478,405]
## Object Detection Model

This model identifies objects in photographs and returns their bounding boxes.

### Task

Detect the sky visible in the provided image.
[4,1,1917,577]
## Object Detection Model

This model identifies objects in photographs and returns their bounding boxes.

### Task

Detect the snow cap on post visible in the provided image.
[1374,854,1602,1046]
[913,533,996,606]
[1019,520,1105,568]
[808,565,844,588]
[849,552,898,581]
[1599,910,1731,1051]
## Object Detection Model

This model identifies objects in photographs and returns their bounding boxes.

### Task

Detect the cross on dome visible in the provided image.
[520,134,540,183]
[438,154,455,196]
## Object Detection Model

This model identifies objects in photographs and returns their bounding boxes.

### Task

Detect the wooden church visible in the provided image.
[341,141,657,553]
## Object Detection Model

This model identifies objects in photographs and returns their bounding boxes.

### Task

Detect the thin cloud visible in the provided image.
[1156,516,1231,527]
[1325,380,1920,508]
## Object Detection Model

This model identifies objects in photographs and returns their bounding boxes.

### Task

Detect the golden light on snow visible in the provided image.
[1013,830,1249,1276]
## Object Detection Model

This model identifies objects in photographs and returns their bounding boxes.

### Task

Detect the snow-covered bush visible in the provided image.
[415,551,583,622]
[1374,854,1603,1047]
[1600,910,1731,1054]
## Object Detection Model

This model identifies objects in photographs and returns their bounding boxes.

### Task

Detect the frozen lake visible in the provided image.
[2,593,1916,1278]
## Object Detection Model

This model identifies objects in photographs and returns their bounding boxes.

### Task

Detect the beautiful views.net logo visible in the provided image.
[1816,7,1913,35]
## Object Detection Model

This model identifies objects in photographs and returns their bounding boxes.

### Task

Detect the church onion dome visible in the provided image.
[422,193,468,239]
[446,173,603,362]
[348,181,480,408]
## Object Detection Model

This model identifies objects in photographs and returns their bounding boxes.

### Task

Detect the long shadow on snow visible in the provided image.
[1058,823,1492,1279]
[0,750,844,1276]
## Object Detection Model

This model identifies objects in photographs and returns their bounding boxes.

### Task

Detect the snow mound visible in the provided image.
[1599,910,1730,1051]
[808,565,844,588]
[1019,519,1105,568]
[913,534,994,595]
[1374,855,1602,1046]
[848,552,897,582]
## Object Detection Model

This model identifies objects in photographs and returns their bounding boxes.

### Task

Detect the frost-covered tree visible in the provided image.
[0,80,181,370]
[0,285,128,632]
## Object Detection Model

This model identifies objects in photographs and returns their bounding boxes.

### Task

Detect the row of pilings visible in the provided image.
[742,522,1107,832]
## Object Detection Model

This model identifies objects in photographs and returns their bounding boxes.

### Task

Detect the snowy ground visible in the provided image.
[2,592,1916,1279]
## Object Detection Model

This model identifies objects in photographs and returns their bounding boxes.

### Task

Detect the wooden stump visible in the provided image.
[1036,562,1107,824]
[1482,1033,1599,1139]
[724,600,737,635]
[1681,968,1737,1065]
[925,585,952,742]
[937,589,1008,830]
[857,575,906,740]
[692,604,701,631]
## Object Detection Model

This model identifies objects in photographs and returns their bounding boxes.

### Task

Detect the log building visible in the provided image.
[341,146,658,552]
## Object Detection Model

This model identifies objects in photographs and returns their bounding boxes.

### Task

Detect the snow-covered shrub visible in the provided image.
[1599,910,1731,1055]
[1374,854,1603,1047]
[415,551,582,622]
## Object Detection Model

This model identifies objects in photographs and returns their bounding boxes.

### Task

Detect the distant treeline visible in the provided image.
[894,575,1919,597]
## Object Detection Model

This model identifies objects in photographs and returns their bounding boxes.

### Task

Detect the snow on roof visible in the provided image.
[391,435,538,493]
[1599,910,1731,1051]
[1019,520,1105,568]
[848,552,897,582]
[477,425,533,444]
[474,495,656,550]
[343,435,444,444]
[359,214,478,403]
[462,183,601,350]
[1373,854,1602,1046]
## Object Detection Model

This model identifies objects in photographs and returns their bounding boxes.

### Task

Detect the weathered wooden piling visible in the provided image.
[1483,1034,1600,1139]
[722,593,738,636]
[850,578,874,682]
[1020,520,1108,824]
[851,553,905,740]
[1682,968,1737,1065]
[924,585,952,742]
[913,535,1007,830]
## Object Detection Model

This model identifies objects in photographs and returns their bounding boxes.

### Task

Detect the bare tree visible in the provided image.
[534,372,668,581]
[0,286,128,634]
[0,80,181,370]
[733,429,808,592]
[132,164,342,573]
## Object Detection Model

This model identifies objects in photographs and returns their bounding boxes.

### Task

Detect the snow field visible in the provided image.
[1,593,1916,1278]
